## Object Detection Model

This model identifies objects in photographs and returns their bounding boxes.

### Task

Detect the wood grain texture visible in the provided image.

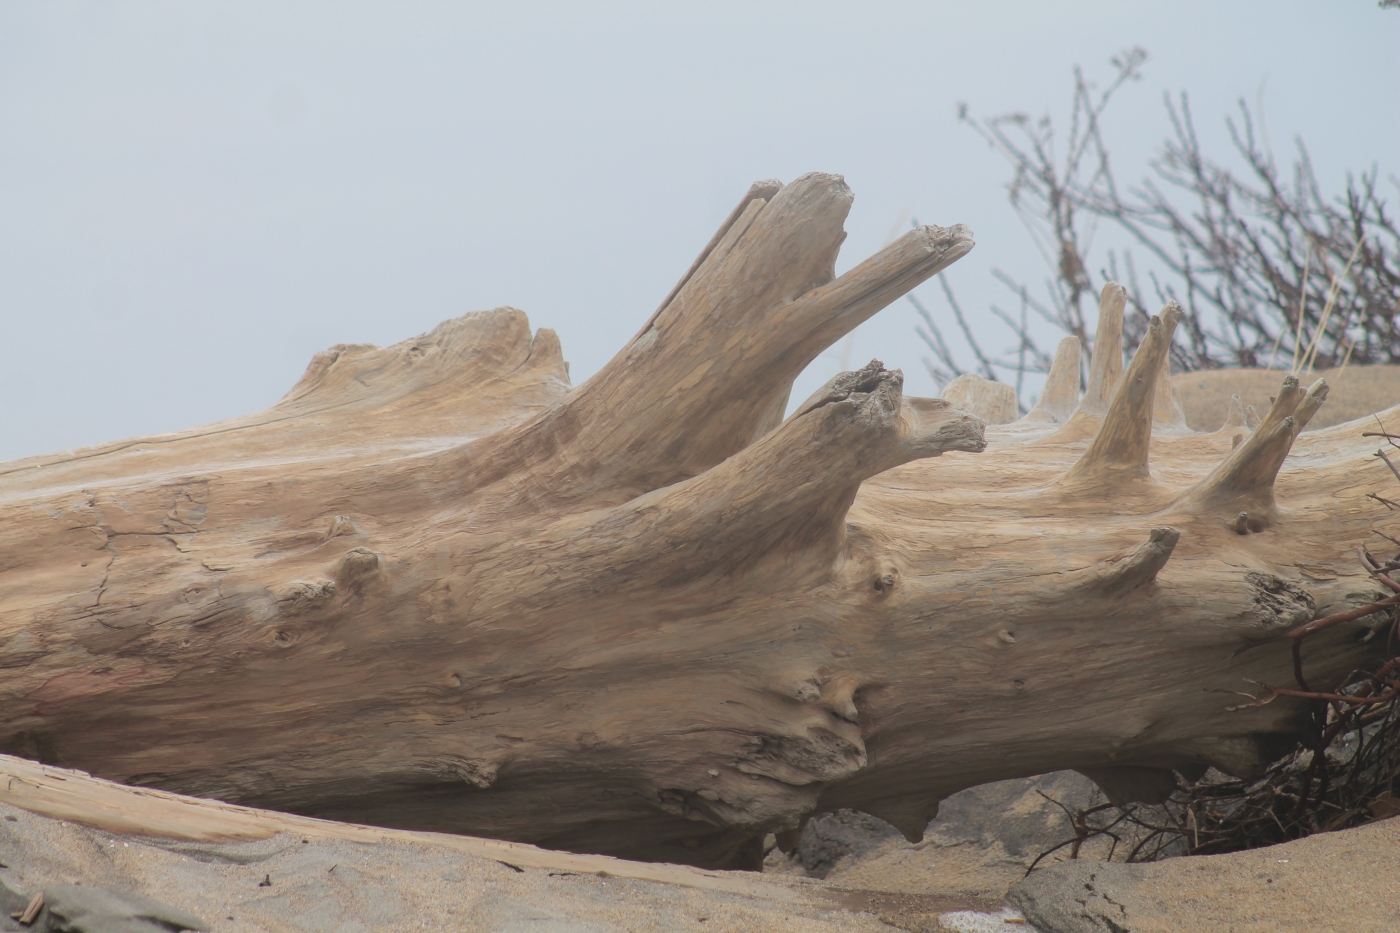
[0,174,1392,870]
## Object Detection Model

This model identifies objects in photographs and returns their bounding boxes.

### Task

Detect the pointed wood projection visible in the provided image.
[1024,336,1082,423]
[1079,283,1127,416]
[0,173,1394,870]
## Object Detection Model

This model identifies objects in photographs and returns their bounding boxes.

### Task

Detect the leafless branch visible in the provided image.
[949,48,1399,383]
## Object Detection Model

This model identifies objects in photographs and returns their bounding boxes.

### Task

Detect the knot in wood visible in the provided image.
[325,515,361,540]
[275,579,337,615]
[336,547,381,586]
[1241,572,1315,633]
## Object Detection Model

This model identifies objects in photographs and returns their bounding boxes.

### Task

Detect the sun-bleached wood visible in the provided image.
[1024,335,1082,423]
[1154,346,1189,428]
[1220,393,1250,432]
[1078,283,1126,415]
[1181,376,1330,528]
[940,373,1018,424]
[1062,302,1184,486]
[0,173,1392,870]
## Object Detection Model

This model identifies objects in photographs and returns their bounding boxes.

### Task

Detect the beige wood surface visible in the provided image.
[1,172,1393,871]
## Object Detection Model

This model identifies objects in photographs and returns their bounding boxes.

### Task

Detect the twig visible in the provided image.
[1036,545,1400,869]
[1368,493,1400,511]
[1379,450,1400,487]
[960,57,1399,377]
[1238,682,1400,708]
[17,892,43,926]
[908,292,963,387]
[1359,548,1400,593]
[938,274,999,382]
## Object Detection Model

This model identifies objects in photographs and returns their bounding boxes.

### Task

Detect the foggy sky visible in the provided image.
[1,1,1396,461]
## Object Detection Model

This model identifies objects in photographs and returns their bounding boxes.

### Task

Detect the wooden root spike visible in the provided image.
[790,358,912,421]
[790,362,986,467]
[1181,377,1329,517]
[633,361,985,577]
[1219,393,1249,432]
[532,173,974,493]
[1259,376,1305,435]
[1078,283,1127,415]
[643,178,784,327]
[1153,347,1188,428]
[1024,335,1082,423]
[781,223,975,364]
[897,395,989,464]
[1094,527,1180,595]
[1062,301,1183,484]
[1293,379,1330,431]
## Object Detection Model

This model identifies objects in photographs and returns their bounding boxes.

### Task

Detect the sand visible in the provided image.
[1010,811,1400,933]
[1173,364,1400,433]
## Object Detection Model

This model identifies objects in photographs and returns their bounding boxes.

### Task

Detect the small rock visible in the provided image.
[1008,861,1144,933]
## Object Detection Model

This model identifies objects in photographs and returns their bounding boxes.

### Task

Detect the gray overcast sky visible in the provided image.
[1,1,1397,461]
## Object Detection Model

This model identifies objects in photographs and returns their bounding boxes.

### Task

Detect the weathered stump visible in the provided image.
[0,173,1390,868]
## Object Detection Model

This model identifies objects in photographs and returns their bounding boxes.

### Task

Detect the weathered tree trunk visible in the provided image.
[0,173,1392,870]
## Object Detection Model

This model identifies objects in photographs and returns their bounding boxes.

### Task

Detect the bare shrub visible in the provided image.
[923,49,1400,402]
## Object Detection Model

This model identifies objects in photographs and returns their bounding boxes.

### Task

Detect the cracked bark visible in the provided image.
[0,172,1392,869]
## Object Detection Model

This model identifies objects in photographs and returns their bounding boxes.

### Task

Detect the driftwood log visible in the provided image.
[0,173,1392,870]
